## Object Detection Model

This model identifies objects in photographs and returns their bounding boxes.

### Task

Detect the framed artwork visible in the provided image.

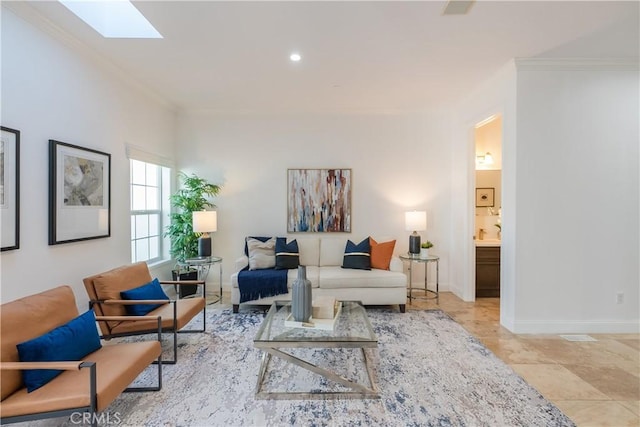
[1,126,20,251]
[476,187,495,207]
[49,140,111,245]
[287,168,351,232]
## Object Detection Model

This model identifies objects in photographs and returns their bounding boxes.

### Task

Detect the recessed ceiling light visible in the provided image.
[290,53,302,62]
[59,0,162,39]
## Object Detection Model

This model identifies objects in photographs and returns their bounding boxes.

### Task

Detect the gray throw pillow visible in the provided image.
[247,237,276,270]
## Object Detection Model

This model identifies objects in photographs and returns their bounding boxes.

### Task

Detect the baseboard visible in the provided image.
[511,319,640,334]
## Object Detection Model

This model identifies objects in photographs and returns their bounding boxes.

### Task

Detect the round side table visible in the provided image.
[399,253,439,303]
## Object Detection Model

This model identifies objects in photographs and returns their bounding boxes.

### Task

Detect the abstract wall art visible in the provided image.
[49,140,111,245]
[287,169,351,233]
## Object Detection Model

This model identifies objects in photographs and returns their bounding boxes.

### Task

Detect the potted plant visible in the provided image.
[165,172,221,297]
[420,241,433,259]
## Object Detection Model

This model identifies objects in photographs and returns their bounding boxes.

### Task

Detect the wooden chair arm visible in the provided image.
[160,280,205,286]
[96,315,163,322]
[1,361,83,371]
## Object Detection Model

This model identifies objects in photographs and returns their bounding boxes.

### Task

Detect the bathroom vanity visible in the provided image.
[475,240,500,297]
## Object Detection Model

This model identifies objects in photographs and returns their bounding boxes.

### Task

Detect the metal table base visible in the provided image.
[255,346,379,400]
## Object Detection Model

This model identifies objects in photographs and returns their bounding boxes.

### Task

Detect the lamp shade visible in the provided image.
[405,211,426,232]
[192,211,217,233]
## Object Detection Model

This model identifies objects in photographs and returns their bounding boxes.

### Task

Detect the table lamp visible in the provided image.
[192,210,217,257]
[405,211,426,255]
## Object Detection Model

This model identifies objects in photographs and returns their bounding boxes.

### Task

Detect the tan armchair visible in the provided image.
[83,262,206,364]
[0,286,161,427]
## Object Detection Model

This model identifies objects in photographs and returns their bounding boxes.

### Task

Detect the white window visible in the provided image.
[130,159,170,264]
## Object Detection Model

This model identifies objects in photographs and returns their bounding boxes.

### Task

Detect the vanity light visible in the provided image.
[290,53,302,62]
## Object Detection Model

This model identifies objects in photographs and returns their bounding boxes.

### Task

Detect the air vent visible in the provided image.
[443,0,475,15]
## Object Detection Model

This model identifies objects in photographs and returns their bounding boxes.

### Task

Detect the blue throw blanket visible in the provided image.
[238,268,288,303]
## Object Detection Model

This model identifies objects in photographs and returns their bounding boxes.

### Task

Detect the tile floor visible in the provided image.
[406,292,640,427]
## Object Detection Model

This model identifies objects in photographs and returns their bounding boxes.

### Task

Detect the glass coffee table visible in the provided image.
[253,301,379,400]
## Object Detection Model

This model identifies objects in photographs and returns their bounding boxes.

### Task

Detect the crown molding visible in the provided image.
[515,57,639,71]
[2,2,177,112]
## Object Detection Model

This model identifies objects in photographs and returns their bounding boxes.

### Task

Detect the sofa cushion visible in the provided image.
[120,278,169,316]
[247,237,276,270]
[370,238,396,270]
[17,310,102,392]
[342,238,371,270]
[275,238,299,270]
[319,238,346,266]
[320,266,407,289]
[297,238,320,266]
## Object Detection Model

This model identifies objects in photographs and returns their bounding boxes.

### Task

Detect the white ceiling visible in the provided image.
[9,1,640,113]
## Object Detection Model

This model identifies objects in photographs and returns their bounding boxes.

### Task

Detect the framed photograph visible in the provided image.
[287,168,351,232]
[1,126,20,251]
[49,140,111,245]
[476,187,495,207]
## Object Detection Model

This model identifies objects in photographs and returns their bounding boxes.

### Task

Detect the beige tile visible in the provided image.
[481,337,558,364]
[618,401,640,417]
[525,339,640,375]
[616,339,640,351]
[554,400,640,427]
[510,364,609,401]
[563,365,640,401]
[457,319,514,338]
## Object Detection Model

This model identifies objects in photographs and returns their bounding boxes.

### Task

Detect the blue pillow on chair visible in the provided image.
[120,278,169,316]
[342,238,371,270]
[17,310,102,392]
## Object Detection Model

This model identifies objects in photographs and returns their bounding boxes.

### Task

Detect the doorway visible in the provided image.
[473,115,502,298]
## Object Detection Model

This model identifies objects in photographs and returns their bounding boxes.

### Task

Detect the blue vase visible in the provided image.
[292,265,312,322]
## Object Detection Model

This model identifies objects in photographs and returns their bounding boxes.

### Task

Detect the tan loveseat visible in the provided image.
[0,286,162,426]
[231,237,407,313]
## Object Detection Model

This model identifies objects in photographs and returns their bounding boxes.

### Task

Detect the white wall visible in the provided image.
[176,112,453,290]
[0,9,176,309]
[512,59,639,333]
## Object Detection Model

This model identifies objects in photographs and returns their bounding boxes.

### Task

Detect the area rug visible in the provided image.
[39,308,574,427]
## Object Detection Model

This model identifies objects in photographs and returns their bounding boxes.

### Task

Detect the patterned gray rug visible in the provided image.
[35,308,574,427]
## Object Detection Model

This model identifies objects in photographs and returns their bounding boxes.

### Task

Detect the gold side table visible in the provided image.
[399,254,439,303]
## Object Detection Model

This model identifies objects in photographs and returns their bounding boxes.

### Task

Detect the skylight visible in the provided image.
[59,0,162,39]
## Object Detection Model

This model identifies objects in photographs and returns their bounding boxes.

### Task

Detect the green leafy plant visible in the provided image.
[421,241,434,249]
[164,172,221,264]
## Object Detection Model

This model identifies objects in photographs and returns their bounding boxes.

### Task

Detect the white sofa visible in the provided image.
[230,237,407,313]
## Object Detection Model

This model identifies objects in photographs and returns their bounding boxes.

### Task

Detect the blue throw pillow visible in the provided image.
[342,238,371,270]
[120,278,169,316]
[17,310,102,393]
[275,238,299,270]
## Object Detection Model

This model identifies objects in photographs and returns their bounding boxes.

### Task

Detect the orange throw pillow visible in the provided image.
[370,238,396,270]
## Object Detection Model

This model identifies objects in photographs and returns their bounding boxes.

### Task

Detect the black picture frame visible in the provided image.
[476,187,495,207]
[49,140,111,245]
[1,126,20,251]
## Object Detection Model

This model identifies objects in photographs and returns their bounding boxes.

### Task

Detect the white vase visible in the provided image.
[420,248,429,259]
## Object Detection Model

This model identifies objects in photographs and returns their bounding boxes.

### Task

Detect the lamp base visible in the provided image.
[409,233,421,255]
[198,237,211,257]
